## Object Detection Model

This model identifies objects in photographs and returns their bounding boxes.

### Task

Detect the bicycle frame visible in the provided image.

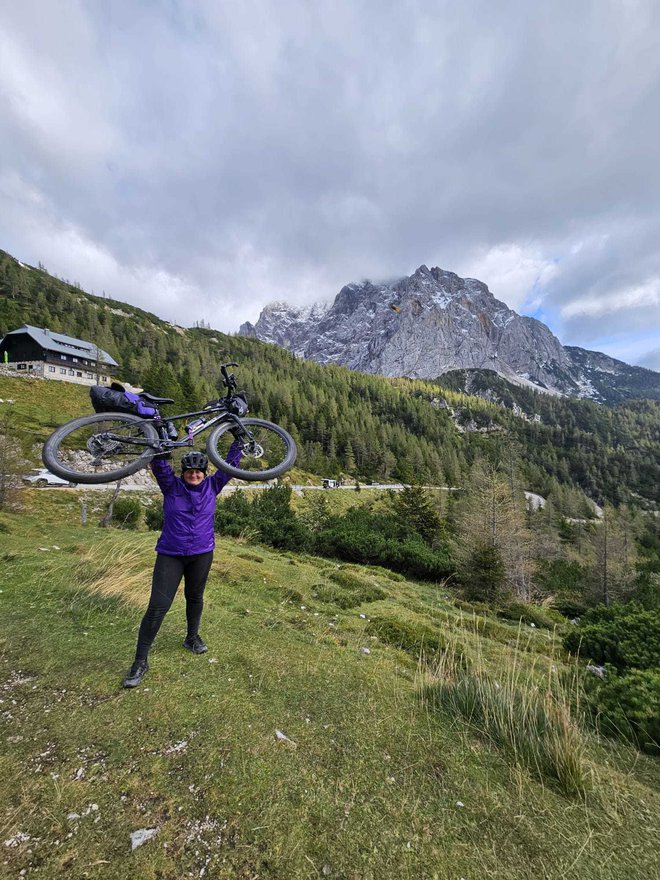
[154,407,245,450]
[98,407,245,455]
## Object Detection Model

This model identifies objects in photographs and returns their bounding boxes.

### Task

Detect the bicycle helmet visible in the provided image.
[181,451,208,473]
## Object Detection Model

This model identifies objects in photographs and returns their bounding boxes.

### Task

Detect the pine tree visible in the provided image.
[463,543,506,602]
[392,485,445,547]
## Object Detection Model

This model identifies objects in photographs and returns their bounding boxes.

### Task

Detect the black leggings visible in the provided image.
[134,552,213,663]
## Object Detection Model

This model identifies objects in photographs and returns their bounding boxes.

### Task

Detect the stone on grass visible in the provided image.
[275,729,297,748]
[130,827,159,850]
[4,832,30,847]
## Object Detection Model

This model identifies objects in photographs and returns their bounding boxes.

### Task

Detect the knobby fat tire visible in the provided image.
[206,417,297,481]
[42,412,159,484]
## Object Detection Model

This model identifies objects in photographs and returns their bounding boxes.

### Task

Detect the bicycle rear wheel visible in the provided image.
[42,412,159,484]
[206,418,297,481]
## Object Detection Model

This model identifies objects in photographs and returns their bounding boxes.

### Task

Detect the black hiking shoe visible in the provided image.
[183,634,208,654]
[123,660,148,688]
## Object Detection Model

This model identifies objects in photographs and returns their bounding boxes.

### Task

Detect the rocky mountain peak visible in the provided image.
[238,265,660,403]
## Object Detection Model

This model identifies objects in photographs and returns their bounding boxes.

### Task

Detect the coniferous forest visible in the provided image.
[1,249,657,509]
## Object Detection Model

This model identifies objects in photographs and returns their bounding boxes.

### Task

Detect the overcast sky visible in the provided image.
[1,1,659,369]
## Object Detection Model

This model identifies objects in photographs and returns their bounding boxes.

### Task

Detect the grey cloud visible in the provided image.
[638,348,660,371]
[0,0,659,366]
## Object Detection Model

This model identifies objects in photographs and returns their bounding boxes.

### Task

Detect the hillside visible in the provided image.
[1,495,659,879]
[1,248,658,510]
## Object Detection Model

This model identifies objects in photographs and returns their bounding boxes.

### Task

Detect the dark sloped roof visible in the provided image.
[2,324,118,366]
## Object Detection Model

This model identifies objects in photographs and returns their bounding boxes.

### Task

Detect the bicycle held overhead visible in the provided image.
[42,362,297,484]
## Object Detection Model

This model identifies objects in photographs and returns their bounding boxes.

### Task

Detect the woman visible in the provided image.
[123,445,241,688]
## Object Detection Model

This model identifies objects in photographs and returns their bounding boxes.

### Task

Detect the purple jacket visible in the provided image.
[151,443,241,556]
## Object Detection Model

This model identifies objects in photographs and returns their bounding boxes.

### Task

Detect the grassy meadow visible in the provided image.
[1,489,659,880]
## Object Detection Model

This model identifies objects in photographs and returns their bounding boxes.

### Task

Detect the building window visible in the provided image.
[60,368,66,374]
[28,364,34,370]
[76,371,82,377]
[73,357,78,363]
[101,375,108,383]
[86,372,94,379]
[68,369,74,375]
[60,354,67,360]
[17,363,26,370]
[49,366,56,373]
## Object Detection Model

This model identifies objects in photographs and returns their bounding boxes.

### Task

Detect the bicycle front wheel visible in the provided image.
[42,412,159,484]
[207,418,297,481]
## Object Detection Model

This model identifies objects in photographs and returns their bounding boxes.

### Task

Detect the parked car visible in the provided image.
[22,468,77,488]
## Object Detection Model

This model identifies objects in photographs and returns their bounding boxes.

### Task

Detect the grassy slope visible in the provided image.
[1,493,659,880]
[0,375,90,465]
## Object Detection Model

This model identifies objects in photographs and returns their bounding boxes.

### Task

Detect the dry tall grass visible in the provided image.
[72,536,153,605]
[423,635,591,797]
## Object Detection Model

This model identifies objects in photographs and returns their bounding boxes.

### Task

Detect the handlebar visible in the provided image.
[220,362,239,390]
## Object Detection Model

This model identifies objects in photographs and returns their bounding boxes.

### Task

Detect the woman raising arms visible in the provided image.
[123,444,241,688]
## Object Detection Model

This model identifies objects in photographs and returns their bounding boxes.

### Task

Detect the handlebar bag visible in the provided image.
[228,391,249,416]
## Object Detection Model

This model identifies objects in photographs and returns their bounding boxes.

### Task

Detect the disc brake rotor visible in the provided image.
[243,441,265,460]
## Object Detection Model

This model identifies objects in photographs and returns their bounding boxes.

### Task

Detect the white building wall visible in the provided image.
[2,360,111,386]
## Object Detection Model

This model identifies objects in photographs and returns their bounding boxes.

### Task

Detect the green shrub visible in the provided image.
[111,497,142,529]
[145,502,164,531]
[365,564,404,581]
[215,486,311,551]
[551,595,589,619]
[313,571,386,609]
[382,570,406,582]
[315,508,453,582]
[214,491,255,536]
[365,615,464,663]
[591,669,660,754]
[563,603,660,672]
[454,598,492,616]
[497,602,556,629]
[391,485,445,546]
[631,572,660,611]
[313,585,362,609]
[252,486,311,551]
[536,559,587,596]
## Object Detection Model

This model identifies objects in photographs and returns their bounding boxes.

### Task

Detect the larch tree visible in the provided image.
[589,504,639,605]
[454,457,536,601]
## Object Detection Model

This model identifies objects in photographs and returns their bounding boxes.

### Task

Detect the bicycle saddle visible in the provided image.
[139,392,175,404]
